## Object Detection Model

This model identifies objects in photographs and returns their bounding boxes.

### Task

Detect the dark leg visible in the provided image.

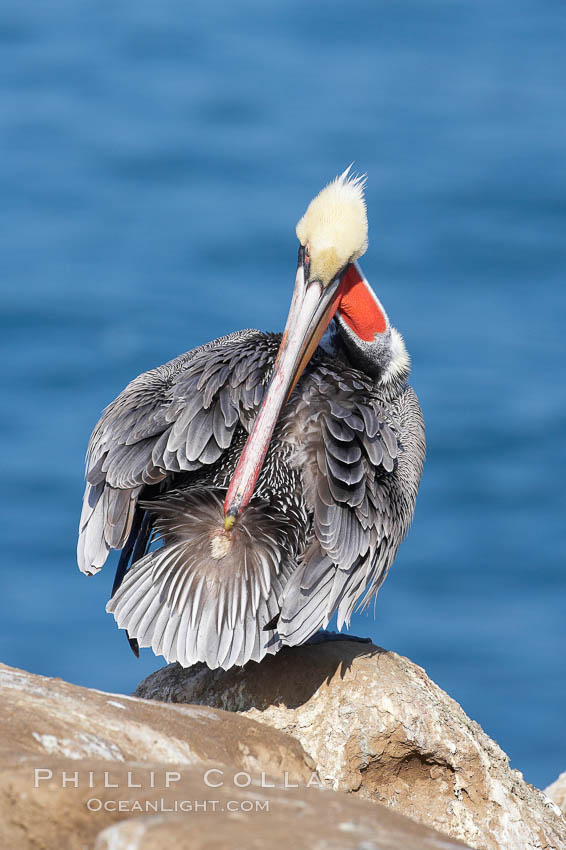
[109,509,151,658]
[124,512,152,657]
[111,509,143,598]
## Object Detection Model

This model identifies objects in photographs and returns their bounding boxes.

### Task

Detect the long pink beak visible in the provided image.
[223,260,344,529]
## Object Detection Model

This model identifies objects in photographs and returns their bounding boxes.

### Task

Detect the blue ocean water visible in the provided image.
[1,0,565,791]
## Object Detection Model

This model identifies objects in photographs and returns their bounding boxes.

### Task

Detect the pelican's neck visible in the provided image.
[333,263,411,393]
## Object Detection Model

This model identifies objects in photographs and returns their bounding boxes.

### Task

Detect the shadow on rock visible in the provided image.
[135,636,383,711]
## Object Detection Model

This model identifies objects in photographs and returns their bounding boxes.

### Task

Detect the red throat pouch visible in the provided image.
[337,264,387,342]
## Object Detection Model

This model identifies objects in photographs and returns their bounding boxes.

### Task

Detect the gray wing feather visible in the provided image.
[277,553,335,645]
[277,362,424,645]
[78,330,279,575]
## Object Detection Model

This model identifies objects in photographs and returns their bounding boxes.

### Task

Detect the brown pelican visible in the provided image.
[78,169,425,670]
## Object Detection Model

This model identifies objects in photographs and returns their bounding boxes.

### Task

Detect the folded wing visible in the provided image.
[277,362,416,645]
[78,330,280,575]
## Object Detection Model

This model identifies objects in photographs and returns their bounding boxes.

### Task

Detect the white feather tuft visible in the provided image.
[381,327,411,386]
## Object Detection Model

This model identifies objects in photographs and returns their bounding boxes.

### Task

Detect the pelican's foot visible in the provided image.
[304,629,372,646]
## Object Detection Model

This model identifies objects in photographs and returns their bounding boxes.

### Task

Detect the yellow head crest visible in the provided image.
[296,166,368,285]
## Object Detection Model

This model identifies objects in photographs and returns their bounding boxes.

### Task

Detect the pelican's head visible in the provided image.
[296,166,368,286]
[224,168,370,527]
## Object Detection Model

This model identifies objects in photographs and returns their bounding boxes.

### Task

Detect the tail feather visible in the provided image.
[107,487,296,669]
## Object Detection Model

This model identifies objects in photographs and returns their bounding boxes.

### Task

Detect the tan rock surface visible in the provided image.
[0,661,471,850]
[3,755,471,850]
[0,662,311,779]
[94,784,471,850]
[136,639,566,850]
[546,771,566,814]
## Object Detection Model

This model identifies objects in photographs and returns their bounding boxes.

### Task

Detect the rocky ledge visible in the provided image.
[0,657,468,850]
[135,639,566,850]
[1,639,564,850]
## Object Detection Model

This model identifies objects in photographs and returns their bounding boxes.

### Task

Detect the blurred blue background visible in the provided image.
[1,0,565,791]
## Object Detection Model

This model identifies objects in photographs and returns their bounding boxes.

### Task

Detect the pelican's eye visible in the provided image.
[304,242,311,277]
